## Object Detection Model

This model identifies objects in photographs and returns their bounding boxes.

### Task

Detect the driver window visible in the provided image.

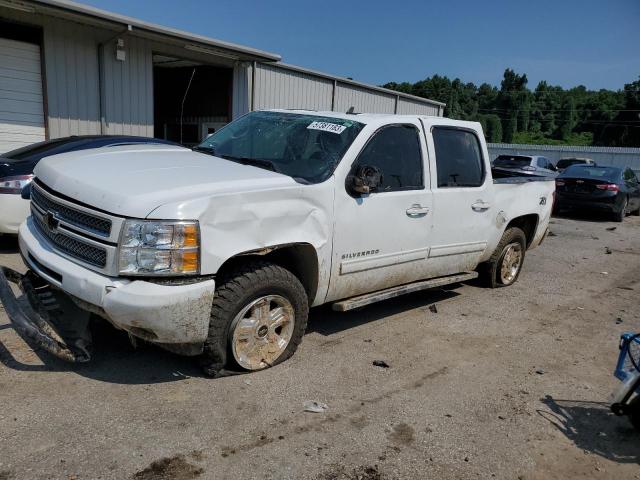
[351,124,424,192]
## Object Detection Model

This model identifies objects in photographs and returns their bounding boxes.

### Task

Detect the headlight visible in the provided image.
[118,220,200,276]
[0,175,34,194]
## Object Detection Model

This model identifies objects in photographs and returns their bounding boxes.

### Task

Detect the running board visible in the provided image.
[331,272,478,312]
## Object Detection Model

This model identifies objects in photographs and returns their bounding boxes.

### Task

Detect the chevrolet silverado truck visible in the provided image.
[0,110,554,376]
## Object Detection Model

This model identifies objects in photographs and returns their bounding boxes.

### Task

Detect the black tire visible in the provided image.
[200,261,308,377]
[478,227,527,288]
[630,396,640,431]
[613,197,628,222]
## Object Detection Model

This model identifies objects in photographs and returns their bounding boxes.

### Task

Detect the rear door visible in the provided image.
[424,123,494,274]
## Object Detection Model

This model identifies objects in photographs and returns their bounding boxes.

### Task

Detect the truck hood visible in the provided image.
[34,144,298,218]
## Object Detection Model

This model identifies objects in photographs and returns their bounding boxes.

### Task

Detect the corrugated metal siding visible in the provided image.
[253,63,333,111]
[101,36,153,136]
[488,143,640,173]
[334,83,395,114]
[396,97,440,116]
[42,17,101,137]
[232,62,251,119]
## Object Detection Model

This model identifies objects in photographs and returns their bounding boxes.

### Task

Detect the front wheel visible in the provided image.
[479,227,527,288]
[200,261,309,376]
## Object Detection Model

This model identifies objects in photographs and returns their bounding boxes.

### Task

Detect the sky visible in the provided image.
[80,0,639,91]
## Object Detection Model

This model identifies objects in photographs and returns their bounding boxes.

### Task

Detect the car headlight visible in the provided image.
[118,220,200,276]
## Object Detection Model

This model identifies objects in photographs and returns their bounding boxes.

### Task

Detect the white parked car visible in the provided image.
[0,111,554,376]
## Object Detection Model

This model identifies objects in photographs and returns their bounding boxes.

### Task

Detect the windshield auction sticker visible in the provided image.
[307,121,347,134]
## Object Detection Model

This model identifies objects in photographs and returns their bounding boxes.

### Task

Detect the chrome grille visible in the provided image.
[32,210,107,268]
[31,184,112,236]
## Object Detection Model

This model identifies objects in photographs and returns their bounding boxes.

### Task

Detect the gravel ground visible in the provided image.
[0,213,639,480]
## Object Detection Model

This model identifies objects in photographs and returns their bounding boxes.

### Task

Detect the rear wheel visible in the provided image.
[479,227,527,288]
[200,261,308,377]
[613,197,628,222]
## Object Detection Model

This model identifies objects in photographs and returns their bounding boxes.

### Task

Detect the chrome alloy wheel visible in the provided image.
[499,242,523,285]
[230,295,295,370]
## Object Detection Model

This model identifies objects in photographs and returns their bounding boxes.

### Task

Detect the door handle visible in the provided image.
[471,201,491,212]
[406,204,430,217]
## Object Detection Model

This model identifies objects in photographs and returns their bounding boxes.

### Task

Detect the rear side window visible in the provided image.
[353,124,423,192]
[432,128,484,187]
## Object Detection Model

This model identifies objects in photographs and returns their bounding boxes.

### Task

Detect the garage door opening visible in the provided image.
[153,54,232,147]
[0,20,45,154]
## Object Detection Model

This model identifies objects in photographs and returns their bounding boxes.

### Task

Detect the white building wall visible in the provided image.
[41,15,102,137]
[253,63,333,111]
[396,97,441,116]
[100,35,154,136]
[334,83,396,114]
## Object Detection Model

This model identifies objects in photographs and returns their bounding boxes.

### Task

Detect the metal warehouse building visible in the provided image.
[0,0,444,153]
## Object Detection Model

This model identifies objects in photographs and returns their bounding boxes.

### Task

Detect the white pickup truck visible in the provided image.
[0,110,554,376]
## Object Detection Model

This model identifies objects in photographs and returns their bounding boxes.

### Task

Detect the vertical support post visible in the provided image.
[331,79,337,111]
[251,61,256,112]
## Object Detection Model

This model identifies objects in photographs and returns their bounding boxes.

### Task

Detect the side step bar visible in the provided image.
[332,271,478,312]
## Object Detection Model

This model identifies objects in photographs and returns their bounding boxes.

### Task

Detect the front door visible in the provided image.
[425,124,495,275]
[326,122,433,302]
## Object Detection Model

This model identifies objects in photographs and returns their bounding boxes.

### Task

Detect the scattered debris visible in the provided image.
[591,235,599,240]
[363,339,372,343]
[618,286,634,291]
[576,307,585,310]
[605,247,612,254]
[429,304,438,313]
[600,272,609,275]
[303,400,329,413]
[243,379,252,386]
[372,360,390,369]
[547,231,557,237]
[616,317,624,325]
[606,227,617,231]
[535,369,545,375]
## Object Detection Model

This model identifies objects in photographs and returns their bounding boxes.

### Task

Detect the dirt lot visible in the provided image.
[1,213,639,480]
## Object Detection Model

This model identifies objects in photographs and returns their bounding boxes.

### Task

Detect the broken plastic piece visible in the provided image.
[303,400,328,413]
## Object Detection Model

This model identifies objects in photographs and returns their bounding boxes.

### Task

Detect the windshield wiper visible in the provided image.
[192,145,216,155]
[219,155,280,173]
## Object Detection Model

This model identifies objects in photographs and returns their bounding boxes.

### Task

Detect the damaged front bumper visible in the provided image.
[0,266,90,362]
[1,219,217,362]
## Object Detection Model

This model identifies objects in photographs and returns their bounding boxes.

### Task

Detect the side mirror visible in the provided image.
[347,165,383,195]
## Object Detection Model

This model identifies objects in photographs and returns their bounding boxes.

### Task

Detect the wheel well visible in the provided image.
[216,243,319,302]
[506,214,539,248]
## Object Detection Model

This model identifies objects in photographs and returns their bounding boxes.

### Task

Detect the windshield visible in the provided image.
[493,155,532,168]
[561,165,620,180]
[195,111,365,184]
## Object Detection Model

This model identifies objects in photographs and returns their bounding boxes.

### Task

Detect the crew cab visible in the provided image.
[0,110,554,376]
